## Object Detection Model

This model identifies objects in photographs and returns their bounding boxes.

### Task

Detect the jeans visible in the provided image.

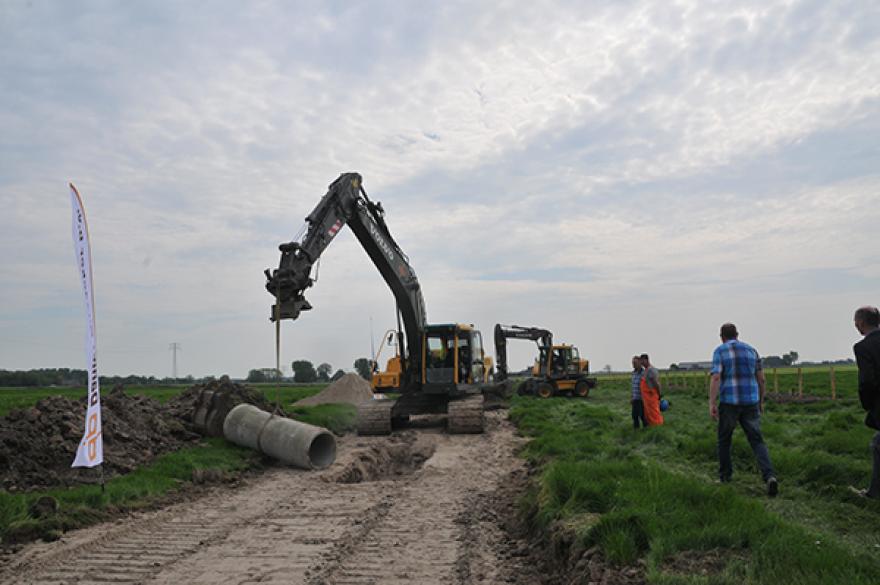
[717,403,775,482]
[869,432,880,498]
[631,399,647,429]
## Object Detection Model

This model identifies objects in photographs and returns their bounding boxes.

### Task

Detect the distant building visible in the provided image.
[676,361,712,371]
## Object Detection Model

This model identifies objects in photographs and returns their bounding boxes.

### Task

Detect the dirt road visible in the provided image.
[1,411,536,585]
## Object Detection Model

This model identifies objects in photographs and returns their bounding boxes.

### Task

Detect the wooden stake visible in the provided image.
[830,366,837,400]
[798,367,803,398]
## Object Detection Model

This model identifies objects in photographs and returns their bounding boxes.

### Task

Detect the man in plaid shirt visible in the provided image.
[709,322,778,496]
[630,355,647,429]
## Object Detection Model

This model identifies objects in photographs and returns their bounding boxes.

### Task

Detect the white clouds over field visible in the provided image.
[1,0,878,376]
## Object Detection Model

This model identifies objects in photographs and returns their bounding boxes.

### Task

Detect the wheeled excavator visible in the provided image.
[264,172,491,435]
[494,324,597,398]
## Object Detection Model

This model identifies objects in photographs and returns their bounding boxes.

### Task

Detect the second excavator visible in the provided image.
[494,324,597,398]
[264,172,493,435]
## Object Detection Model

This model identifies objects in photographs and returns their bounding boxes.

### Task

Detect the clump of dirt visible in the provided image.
[329,434,435,484]
[0,386,199,492]
[165,375,279,431]
[765,392,826,404]
[295,373,373,407]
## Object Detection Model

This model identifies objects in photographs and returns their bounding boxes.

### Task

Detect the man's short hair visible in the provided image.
[639,353,649,360]
[720,323,738,340]
[855,306,880,328]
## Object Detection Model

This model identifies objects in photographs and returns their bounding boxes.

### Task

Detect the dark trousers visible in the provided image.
[869,432,880,498]
[631,399,647,429]
[717,403,775,482]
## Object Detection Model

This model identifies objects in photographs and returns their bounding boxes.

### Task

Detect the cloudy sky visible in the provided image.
[1,0,878,379]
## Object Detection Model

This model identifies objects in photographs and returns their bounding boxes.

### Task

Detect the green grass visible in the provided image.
[0,438,260,543]
[0,385,186,416]
[509,374,880,584]
[0,383,332,417]
[595,365,859,401]
[286,403,358,435]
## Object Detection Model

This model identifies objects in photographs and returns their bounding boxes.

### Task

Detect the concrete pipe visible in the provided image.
[222,404,337,470]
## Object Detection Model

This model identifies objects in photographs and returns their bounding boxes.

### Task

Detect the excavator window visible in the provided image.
[457,332,470,384]
[425,333,455,383]
[471,331,484,383]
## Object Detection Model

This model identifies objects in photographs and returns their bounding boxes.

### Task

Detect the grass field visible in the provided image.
[511,368,879,584]
[594,365,859,400]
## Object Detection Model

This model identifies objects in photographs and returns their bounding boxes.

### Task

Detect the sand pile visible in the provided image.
[0,386,199,491]
[295,373,373,406]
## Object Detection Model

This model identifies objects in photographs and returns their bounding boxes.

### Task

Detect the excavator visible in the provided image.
[494,324,597,398]
[264,172,492,435]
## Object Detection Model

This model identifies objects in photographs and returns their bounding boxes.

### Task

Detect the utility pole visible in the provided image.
[169,342,181,378]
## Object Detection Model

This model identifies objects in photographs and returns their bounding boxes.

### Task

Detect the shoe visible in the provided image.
[766,476,779,497]
[848,485,878,499]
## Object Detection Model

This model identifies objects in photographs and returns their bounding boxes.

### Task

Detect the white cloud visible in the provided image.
[1,0,878,375]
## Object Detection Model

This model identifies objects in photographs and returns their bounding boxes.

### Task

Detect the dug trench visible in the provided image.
[0,408,651,585]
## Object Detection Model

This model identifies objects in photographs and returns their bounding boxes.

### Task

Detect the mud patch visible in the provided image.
[329,434,436,484]
[661,548,749,577]
[500,465,648,585]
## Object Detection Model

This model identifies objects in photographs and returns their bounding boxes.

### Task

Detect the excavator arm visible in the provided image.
[265,173,428,386]
[493,324,553,381]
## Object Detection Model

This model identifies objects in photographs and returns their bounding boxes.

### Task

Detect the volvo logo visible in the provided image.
[369,222,395,262]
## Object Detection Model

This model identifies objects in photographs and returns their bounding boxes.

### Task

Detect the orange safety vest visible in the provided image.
[640,375,664,426]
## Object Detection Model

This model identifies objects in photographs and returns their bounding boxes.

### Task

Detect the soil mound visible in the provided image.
[0,386,199,492]
[294,373,373,407]
[165,376,278,427]
[165,376,286,438]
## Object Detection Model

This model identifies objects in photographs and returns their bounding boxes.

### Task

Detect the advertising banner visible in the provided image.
[69,183,103,468]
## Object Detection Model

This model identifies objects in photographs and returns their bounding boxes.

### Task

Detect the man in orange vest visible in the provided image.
[639,354,664,426]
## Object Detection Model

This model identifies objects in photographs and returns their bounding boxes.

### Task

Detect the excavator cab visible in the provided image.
[423,324,486,389]
[536,345,588,378]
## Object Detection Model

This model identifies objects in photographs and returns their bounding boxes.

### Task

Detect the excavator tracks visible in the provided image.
[447,394,485,434]
[356,399,394,435]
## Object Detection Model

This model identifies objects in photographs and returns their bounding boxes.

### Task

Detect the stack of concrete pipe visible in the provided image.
[222,404,337,470]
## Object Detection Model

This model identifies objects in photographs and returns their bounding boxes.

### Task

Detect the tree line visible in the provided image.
[0,368,214,387]
[246,357,373,384]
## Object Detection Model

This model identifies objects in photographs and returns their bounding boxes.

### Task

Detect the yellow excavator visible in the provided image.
[494,324,597,398]
[265,173,499,434]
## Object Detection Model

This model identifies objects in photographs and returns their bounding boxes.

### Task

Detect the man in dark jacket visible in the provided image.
[853,305,880,499]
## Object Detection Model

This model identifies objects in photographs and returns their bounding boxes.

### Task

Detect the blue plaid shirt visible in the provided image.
[631,369,642,400]
[711,340,762,405]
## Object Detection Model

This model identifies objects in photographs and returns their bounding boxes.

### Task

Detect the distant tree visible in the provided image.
[316,362,332,382]
[331,369,346,381]
[291,360,317,383]
[354,358,372,380]
[603,364,612,374]
[763,355,786,368]
[785,351,799,365]
[669,364,680,371]
[247,369,267,383]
